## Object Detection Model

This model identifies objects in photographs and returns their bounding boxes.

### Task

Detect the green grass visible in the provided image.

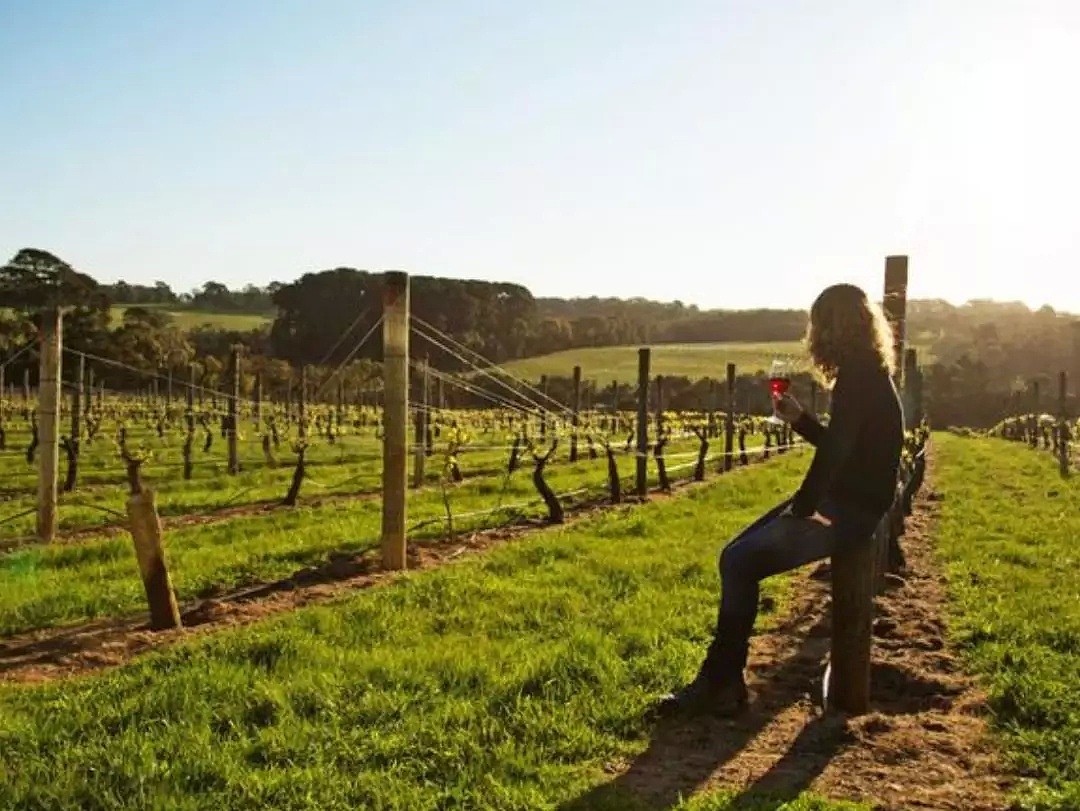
[500,342,809,384]
[934,434,1080,810]
[0,448,867,810]
[109,306,271,332]
[0,425,770,636]
[500,340,936,385]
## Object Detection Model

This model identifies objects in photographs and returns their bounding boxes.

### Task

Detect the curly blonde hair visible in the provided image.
[805,283,896,384]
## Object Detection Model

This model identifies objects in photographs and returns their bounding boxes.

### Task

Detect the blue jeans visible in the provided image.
[699,496,883,681]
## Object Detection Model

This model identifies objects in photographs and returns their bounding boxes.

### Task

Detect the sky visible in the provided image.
[2,0,1078,311]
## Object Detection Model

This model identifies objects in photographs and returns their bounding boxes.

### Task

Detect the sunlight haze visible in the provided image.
[2,0,1077,311]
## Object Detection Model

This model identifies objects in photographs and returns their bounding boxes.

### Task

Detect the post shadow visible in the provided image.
[558,607,839,811]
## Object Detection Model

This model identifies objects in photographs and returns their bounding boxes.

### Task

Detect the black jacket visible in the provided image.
[790,353,904,518]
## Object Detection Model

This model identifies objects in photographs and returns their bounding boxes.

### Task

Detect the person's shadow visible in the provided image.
[559,596,852,810]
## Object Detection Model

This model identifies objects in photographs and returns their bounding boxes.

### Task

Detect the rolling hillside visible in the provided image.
[498,340,933,384]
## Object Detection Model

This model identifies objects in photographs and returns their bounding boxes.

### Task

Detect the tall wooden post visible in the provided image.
[539,375,548,439]
[1072,322,1080,408]
[37,306,62,542]
[724,363,735,472]
[636,348,650,497]
[228,347,240,475]
[828,522,878,714]
[412,357,428,488]
[903,349,920,427]
[381,271,410,571]
[71,351,85,450]
[23,367,30,408]
[655,375,664,436]
[166,369,173,406]
[186,365,195,433]
[569,365,581,463]
[883,255,908,388]
[253,373,263,424]
[298,366,308,439]
[84,365,94,419]
[0,364,5,424]
[1060,371,1070,478]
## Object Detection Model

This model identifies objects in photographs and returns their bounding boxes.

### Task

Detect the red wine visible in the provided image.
[769,376,790,397]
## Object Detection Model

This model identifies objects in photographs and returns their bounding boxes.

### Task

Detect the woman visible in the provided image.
[655,283,904,718]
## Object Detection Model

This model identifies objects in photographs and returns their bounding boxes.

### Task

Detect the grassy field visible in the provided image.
[0,448,871,810]
[0,408,771,636]
[109,306,271,332]
[500,340,937,385]
[934,434,1080,810]
[500,342,809,383]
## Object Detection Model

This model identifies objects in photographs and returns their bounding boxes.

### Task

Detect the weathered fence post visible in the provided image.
[65,352,84,491]
[724,363,735,472]
[1060,371,1070,478]
[253,372,263,425]
[298,366,308,439]
[37,306,62,542]
[904,348,923,426]
[539,375,548,439]
[381,271,410,570]
[570,365,581,463]
[124,456,181,630]
[884,255,908,388]
[412,357,428,489]
[228,346,240,475]
[636,348,650,497]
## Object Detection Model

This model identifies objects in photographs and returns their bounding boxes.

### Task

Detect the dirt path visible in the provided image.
[569,445,1014,811]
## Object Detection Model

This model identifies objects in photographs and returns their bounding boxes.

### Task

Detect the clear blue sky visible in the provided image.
[2,0,1077,311]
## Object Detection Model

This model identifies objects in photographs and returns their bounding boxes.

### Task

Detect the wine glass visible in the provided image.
[765,358,791,425]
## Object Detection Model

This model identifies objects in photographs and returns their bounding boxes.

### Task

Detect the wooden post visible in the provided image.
[125,465,181,630]
[707,379,718,438]
[0,364,4,424]
[166,369,173,406]
[228,347,240,475]
[655,375,664,436]
[1060,371,1070,478]
[299,366,308,439]
[636,348,650,497]
[381,271,410,570]
[827,522,879,714]
[539,375,548,439]
[23,367,30,412]
[412,357,428,488]
[570,365,581,463]
[185,366,195,432]
[253,373,263,424]
[70,351,84,450]
[84,366,93,417]
[37,306,62,542]
[724,363,735,472]
[903,349,920,427]
[883,255,908,387]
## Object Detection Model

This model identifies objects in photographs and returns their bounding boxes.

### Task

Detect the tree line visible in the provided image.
[2,248,1077,428]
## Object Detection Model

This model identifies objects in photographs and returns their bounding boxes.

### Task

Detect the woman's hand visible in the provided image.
[773,393,804,424]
